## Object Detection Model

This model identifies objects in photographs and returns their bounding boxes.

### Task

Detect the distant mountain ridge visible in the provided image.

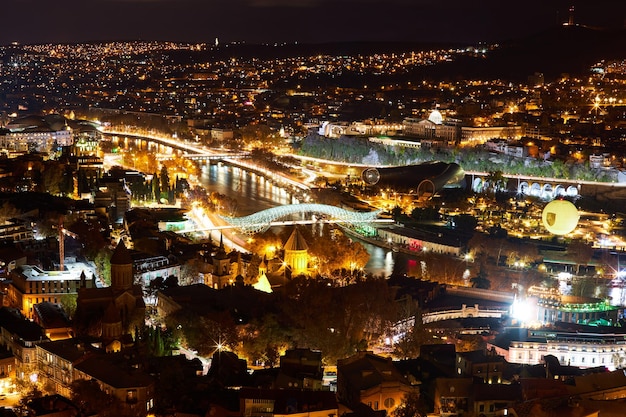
[467,25,626,81]
[202,25,626,81]
[5,25,623,83]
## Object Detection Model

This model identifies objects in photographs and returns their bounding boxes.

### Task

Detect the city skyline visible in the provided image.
[3,0,626,46]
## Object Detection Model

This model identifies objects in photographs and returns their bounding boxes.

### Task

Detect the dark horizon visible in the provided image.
[2,0,626,47]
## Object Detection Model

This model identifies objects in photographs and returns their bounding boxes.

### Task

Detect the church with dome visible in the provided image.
[253,228,311,293]
[74,240,145,350]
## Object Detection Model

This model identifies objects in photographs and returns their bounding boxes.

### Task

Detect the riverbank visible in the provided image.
[340,224,417,257]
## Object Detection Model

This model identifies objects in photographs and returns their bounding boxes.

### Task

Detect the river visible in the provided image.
[198,163,294,215]
[197,162,410,277]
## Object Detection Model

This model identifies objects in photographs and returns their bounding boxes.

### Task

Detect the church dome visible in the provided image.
[284,228,308,251]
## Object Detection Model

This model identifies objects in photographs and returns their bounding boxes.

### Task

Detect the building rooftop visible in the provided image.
[32,302,71,330]
[378,224,468,248]
[16,262,95,283]
[239,388,337,414]
[110,239,132,265]
[75,353,154,389]
[457,349,505,364]
[338,351,410,393]
[0,307,46,343]
[36,338,101,363]
[284,228,308,252]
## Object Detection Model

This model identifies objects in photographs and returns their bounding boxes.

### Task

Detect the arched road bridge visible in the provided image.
[220,203,385,234]
[469,173,582,200]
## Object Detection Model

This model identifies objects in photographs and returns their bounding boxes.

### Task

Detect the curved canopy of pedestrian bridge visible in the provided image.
[221,203,382,234]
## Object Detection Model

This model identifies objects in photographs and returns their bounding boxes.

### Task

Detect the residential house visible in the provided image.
[0,307,47,380]
[337,351,416,416]
[36,338,99,398]
[433,378,472,416]
[74,354,154,417]
[239,388,337,417]
[456,349,506,384]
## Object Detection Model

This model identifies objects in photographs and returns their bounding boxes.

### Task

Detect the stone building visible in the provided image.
[74,240,145,348]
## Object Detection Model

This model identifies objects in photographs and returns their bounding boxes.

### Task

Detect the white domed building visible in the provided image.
[402,108,461,145]
[427,109,444,125]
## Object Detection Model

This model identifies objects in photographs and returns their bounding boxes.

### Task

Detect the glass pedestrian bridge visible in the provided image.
[220,203,384,234]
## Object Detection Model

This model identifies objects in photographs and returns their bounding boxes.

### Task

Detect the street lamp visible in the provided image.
[266,245,277,258]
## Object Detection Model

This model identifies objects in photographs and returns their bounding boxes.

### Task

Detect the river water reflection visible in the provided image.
[198,163,294,215]
[198,163,411,277]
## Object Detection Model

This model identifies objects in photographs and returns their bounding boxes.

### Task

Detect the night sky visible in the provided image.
[3,0,626,46]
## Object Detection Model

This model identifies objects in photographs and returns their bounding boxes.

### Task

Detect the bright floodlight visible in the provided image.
[541,200,579,236]
[511,298,533,323]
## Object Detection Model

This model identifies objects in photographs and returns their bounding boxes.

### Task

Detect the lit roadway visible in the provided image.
[102,127,311,191]
[100,129,255,252]
[101,127,247,159]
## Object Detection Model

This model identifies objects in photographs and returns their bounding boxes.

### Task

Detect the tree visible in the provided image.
[393,296,427,360]
[451,214,477,232]
[410,207,440,222]
[71,379,123,417]
[306,227,370,278]
[41,162,65,195]
[342,239,371,279]
[60,293,77,319]
[144,325,175,357]
[612,351,626,370]
[470,264,491,289]
[59,166,75,196]
[279,276,396,365]
[159,165,170,199]
[146,276,165,300]
[178,260,201,286]
[570,276,595,298]
[567,239,594,275]
[130,178,151,202]
[393,390,424,417]
[151,172,160,202]
[68,218,109,258]
[485,170,507,193]
[164,275,179,288]
[416,252,468,285]
[78,169,90,194]
[0,202,20,225]
[240,313,292,367]
[456,334,486,352]
[94,247,112,286]
[165,309,238,357]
